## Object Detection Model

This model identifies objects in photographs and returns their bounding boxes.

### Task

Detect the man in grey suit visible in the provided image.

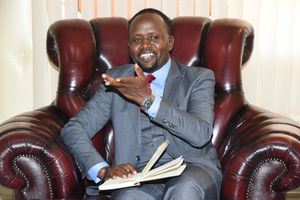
[60,8,222,200]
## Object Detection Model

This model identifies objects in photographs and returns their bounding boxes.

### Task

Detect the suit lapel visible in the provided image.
[163,60,183,101]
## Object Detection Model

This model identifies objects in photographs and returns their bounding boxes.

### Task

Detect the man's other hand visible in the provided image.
[98,163,138,182]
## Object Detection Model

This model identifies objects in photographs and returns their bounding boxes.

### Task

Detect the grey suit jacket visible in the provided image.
[60,60,221,179]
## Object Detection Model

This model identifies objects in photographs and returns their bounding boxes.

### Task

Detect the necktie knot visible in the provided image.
[146,74,156,84]
[146,74,156,90]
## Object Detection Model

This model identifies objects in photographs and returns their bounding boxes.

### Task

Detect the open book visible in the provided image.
[98,140,186,190]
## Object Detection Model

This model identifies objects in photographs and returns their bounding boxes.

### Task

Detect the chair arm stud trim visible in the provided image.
[245,157,287,199]
[13,154,54,198]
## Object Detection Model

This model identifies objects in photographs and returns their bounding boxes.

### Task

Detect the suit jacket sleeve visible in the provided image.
[152,65,215,148]
[60,83,112,178]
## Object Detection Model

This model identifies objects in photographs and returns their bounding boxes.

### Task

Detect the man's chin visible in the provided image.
[137,56,160,72]
[138,64,158,73]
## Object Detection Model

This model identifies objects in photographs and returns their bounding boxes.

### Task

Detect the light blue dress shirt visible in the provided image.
[87,59,171,183]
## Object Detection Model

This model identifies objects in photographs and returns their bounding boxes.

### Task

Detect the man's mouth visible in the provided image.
[138,52,157,63]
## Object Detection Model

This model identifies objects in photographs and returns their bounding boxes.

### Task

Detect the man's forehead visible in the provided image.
[129,13,167,33]
[131,13,163,25]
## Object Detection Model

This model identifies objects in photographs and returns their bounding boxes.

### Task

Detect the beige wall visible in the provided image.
[0,0,33,122]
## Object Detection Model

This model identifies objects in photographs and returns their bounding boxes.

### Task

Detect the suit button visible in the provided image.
[170,123,175,128]
[136,155,140,161]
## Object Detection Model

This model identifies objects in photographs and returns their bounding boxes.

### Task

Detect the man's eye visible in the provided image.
[150,35,159,40]
[132,38,142,43]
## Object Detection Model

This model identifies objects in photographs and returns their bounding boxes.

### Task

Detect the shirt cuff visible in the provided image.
[87,162,109,184]
[145,93,161,118]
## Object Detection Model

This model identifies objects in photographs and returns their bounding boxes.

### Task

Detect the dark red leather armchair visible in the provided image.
[0,16,299,200]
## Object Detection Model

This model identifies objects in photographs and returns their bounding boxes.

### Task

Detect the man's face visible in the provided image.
[128,13,174,73]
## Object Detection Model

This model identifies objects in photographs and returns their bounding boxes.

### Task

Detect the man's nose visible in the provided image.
[141,38,151,48]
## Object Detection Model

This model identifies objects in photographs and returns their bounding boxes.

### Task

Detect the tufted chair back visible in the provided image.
[47,16,254,166]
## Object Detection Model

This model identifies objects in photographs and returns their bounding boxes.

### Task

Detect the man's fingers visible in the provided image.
[125,164,137,175]
[102,64,146,87]
[118,164,137,178]
[107,164,138,180]
[134,63,146,79]
[102,74,124,86]
[108,168,125,179]
[102,74,115,86]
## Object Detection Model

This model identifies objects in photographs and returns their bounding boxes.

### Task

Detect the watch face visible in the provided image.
[140,94,155,111]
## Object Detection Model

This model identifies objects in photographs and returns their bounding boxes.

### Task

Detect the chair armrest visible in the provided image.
[219,104,300,199]
[0,106,84,199]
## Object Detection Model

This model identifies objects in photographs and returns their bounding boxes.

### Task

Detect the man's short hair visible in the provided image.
[128,8,173,36]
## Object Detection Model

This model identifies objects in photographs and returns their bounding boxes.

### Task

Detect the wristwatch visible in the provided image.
[140,92,155,111]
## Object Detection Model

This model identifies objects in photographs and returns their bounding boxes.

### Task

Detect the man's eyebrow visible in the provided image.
[130,32,157,37]
[130,34,142,38]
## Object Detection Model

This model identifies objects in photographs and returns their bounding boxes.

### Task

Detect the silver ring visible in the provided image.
[124,168,130,173]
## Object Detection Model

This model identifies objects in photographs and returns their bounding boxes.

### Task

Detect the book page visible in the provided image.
[140,140,169,177]
[143,156,183,178]
[98,173,140,190]
[141,165,186,182]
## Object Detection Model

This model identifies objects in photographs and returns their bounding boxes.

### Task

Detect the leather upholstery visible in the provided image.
[0,16,299,200]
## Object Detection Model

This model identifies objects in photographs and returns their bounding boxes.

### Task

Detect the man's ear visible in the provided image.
[168,35,175,51]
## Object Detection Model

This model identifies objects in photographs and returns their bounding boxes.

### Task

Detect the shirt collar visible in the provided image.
[144,58,171,85]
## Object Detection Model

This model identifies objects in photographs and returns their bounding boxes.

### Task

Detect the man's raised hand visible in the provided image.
[101,64,151,105]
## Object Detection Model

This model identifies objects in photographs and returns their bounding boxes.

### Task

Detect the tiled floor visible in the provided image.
[0,185,299,199]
